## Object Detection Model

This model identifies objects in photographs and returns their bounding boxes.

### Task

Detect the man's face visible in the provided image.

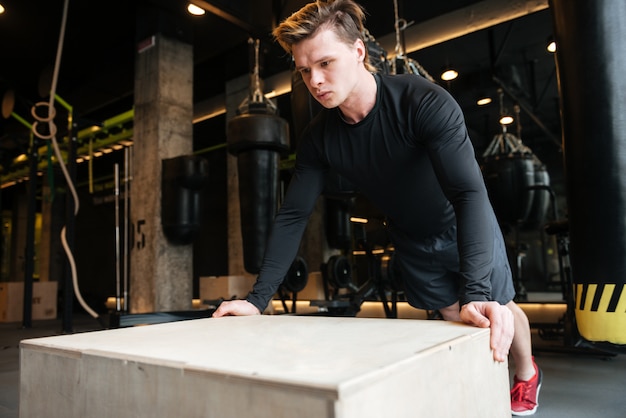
[293,28,365,109]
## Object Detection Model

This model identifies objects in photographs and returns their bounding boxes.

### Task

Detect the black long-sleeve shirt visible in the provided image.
[247,73,499,312]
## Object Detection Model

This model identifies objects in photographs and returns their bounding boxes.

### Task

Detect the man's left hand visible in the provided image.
[460,301,514,362]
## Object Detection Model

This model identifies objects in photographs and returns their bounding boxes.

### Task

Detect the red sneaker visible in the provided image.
[511,358,542,416]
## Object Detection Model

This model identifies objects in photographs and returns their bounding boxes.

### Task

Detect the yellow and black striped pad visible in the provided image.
[575,283,626,344]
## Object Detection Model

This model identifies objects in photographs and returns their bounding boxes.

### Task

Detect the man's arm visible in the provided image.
[417,84,496,304]
[417,84,514,361]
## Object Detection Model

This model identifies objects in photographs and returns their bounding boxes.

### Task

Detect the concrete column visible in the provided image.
[225,76,252,278]
[130,34,194,313]
[550,0,626,344]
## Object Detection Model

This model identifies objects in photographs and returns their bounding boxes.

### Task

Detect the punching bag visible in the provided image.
[551,0,626,345]
[481,132,536,225]
[523,161,551,230]
[227,39,290,274]
[228,113,289,273]
[161,155,209,244]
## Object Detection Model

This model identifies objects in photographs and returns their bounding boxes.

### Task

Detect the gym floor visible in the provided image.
[1,305,625,418]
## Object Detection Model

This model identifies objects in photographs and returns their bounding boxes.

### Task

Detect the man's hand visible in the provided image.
[212,299,261,317]
[460,301,514,362]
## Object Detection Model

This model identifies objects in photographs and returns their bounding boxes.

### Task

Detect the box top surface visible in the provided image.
[21,315,489,392]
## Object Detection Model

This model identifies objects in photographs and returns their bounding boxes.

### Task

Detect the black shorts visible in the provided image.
[388,223,515,310]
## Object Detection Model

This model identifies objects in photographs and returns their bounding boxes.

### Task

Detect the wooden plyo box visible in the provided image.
[0,281,57,323]
[19,316,511,418]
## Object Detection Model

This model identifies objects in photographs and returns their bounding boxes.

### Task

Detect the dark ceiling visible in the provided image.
[0,0,563,187]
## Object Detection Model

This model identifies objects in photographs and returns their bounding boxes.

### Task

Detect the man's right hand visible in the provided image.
[212,299,261,317]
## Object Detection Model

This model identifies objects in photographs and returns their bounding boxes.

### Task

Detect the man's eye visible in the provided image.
[321,61,330,67]
[300,68,310,74]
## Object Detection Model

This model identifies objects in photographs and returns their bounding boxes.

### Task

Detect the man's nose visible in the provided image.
[309,68,323,87]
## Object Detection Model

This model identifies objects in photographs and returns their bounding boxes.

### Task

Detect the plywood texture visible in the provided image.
[0,281,58,322]
[19,316,510,418]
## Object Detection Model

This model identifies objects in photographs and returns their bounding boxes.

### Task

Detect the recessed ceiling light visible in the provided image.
[440,69,458,81]
[187,4,205,16]
[499,115,514,125]
[477,97,492,106]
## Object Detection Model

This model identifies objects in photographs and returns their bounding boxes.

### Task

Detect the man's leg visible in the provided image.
[506,301,535,379]
[438,301,461,321]
[507,301,542,415]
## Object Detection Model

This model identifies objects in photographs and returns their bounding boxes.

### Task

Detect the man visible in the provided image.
[214,0,541,415]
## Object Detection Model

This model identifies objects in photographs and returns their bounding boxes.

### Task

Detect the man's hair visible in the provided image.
[272,0,373,71]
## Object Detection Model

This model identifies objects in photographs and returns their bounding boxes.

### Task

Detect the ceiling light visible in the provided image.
[187,3,205,16]
[499,115,514,125]
[0,4,5,14]
[350,217,368,224]
[476,96,492,106]
[440,68,458,81]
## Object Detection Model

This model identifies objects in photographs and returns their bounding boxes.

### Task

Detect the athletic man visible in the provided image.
[214,1,542,414]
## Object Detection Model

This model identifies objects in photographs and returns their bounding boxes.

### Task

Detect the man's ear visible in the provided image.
[354,38,366,63]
